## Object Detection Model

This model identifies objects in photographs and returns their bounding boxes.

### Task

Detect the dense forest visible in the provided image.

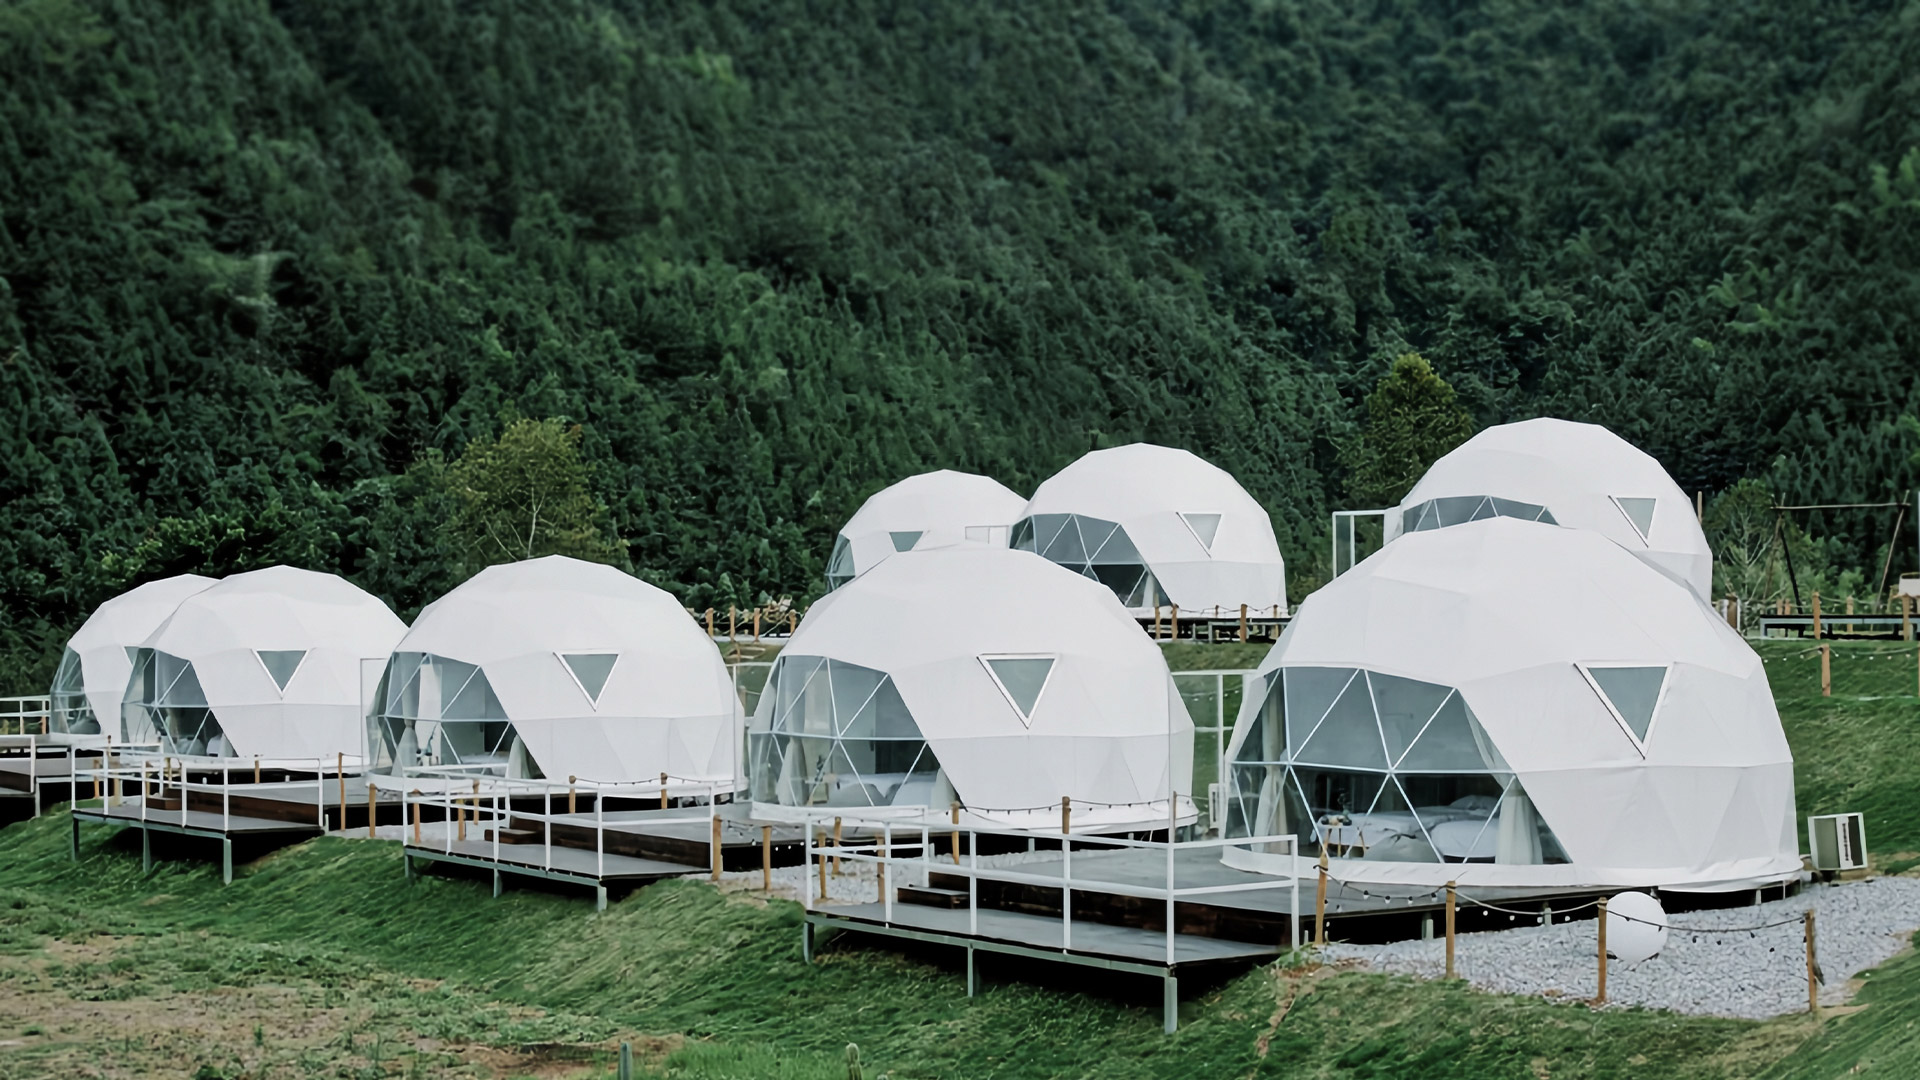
[4,0,1920,687]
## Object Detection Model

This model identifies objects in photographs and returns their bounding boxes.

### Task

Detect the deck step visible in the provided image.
[897,885,968,909]
[144,797,183,811]
[484,828,542,845]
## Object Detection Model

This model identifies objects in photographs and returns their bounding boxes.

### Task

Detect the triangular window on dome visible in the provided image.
[889,530,923,552]
[124,645,141,664]
[256,650,307,693]
[1180,512,1222,552]
[561,652,620,706]
[826,536,856,589]
[1579,663,1668,746]
[980,655,1055,726]
[1612,496,1658,542]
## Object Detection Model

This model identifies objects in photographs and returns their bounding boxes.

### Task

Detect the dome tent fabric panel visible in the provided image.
[52,574,218,735]
[1224,517,1796,891]
[1016,443,1287,616]
[750,546,1194,829]
[1387,418,1714,600]
[828,470,1027,589]
[124,567,406,760]
[374,555,737,786]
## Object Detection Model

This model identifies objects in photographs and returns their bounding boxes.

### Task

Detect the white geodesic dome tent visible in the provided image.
[1014,443,1288,618]
[1223,517,1798,891]
[122,567,407,761]
[826,470,1027,590]
[49,574,218,736]
[370,556,737,786]
[1385,418,1714,599]
[749,546,1195,831]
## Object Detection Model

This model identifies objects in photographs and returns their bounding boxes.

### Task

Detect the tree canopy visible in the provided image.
[3,0,1920,687]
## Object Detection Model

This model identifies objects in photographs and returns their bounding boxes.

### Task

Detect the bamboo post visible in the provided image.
[1904,595,1913,642]
[728,606,737,641]
[412,794,422,845]
[950,801,962,865]
[1696,490,1704,521]
[660,772,669,810]
[1597,896,1609,1004]
[1315,849,1328,945]
[1061,795,1071,836]
[1153,601,1163,640]
[1812,592,1823,639]
[1239,603,1248,642]
[1170,604,1179,640]
[1806,909,1818,1013]
[1725,595,1738,630]
[457,796,467,841]
[1444,880,1457,978]
[710,814,722,881]
[832,817,844,876]
[788,611,797,636]
[568,776,577,815]
[706,608,714,638]
[1821,644,1832,697]
[761,825,772,891]
[253,756,261,785]
[367,783,377,839]
[753,610,761,643]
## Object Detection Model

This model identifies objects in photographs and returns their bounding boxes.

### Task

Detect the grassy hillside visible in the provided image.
[0,639,1911,1077]
[5,0,1920,687]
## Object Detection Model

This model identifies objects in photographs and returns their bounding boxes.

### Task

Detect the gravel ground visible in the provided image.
[1321,876,1920,1018]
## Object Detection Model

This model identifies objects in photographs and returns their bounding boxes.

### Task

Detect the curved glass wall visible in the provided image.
[368,652,541,778]
[122,648,234,756]
[49,647,99,735]
[748,654,945,808]
[1010,514,1168,609]
[1226,667,1566,864]
[826,536,856,591]
[1401,496,1558,534]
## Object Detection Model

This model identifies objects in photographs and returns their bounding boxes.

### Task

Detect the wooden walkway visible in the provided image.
[72,799,324,883]
[403,837,699,910]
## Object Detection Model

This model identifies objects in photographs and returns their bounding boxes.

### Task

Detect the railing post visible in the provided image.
[1165,829,1177,966]
[660,772,669,811]
[1062,830,1073,951]
[1445,880,1458,979]
[367,781,377,839]
[1597,896,1609,1004]
[762,825,772,891]
[597,785,605,879]
[223,762,230,832]
[968,828,978,937]
[881,823,892,919]
[336,752,345,831]
[544,784,552,870]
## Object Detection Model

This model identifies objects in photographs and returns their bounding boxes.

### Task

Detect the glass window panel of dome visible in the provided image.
[1401,772,1507,852]
[1345,775,1439,862]
[384,653,425,718]
[826,660,886,735]
[1397,692,1508,772]
[1536,506,1559,525]
[1368,672,1455,767]
[1282,664,1359,757]
[1232,671,1286,765]
[1294,674,1389,770]
[1433,496,1487,528]
[1480,776,1564,865]
[1008,516,1036,551]
[442,666,507,721]
[826,536,855,589]
[1283,667,1362,759]
[888,530,923,553]
[1180,512,1222,552]
[1041,514,1090,566]
[865,676,921,740]
[983,656,1054,721]
[1087,562,1148,606]
[767,733,818,805]
[772,655,829,734]
[158,657,209,709]
[255,650,307,693]
[1613,496,1658,541]
[1488,497,1546,522]
[560,653,619,706]
[1292,765,1386,829]
[1586,665,1668,742]
[1401,500,1436,533]
[1466,496,1499,522]
[1024,514,1067,555]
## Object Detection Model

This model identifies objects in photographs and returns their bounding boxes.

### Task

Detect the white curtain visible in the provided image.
[1495,784,1542,864]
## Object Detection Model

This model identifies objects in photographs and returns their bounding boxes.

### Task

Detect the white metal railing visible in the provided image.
[76,754,367,833]
[1172,669,1256,832]
[0,696,51,735]
[396,772,727,880]
[794,808,1301,964]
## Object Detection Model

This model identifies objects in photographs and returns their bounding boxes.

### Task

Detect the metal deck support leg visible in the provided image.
[404,853,413,882]
[69,814,78,861]
[141,828,151,876]
[802,920,813,964]
[1163,974,1179,1034]
[493,868,502,898]
[966,945,977,997]
[222,839,232,885]
[595,885,607,912]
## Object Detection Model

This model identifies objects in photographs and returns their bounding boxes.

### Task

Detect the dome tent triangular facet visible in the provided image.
[888,530,923,552]
[1581,664,1668,744]
[255,650,307,693]
[560,652,620,706]
[1612,496,1657,542]
[981,655,1055,725]
[1179,512,1222,551]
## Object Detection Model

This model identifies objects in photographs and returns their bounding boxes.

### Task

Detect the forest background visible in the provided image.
[4,0,1920,689]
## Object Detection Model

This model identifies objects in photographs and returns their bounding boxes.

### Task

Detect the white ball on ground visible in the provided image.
[1606,891,1668,966]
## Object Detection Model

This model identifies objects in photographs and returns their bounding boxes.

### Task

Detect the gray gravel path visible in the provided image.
[1321,876,1920,1018]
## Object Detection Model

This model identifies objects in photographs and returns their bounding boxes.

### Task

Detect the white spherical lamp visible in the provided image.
[1605,891,1668,966]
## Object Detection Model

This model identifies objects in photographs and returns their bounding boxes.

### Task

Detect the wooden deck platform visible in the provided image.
[1754,613,1913,640]
[71,798,325,882]
[403,836,700,910]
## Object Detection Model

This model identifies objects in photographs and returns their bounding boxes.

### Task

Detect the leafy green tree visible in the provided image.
[1340,354,1476,507]
[442,418,626,572]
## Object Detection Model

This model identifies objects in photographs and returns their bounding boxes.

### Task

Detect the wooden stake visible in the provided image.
[1170,604,1179,641]
[569,776,577,815]
[1239,603,1248,642]
[832,817,844,876]
[1061,795,1072,836]
[1904,594,1913,642]
[705,608,715,638]
[761,825,772,891]
[253,756,261,785]
[950,801,962,865]
[1315,849,1328,945]
[1696,490,1704,521]
[1821,644,1832,697]
[1812,592,1823,639]
[660,772,669,810]
[753,611,760,643]
[788,611,797,636]
[412,794,422,845]
[1153,601,1162,640]
[1806,909,1818,1014]
[1597,897,1609,1004]
[457,796,467,841]
[367,783,377,839]
[728,606,737,641]
[710,814,722,881]
[1726,594,1738,630]
[1444,880,1457,978]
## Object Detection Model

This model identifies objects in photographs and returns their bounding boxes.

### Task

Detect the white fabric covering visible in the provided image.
[1225,518,1797,891]
[53,574,217,733]
[829,470,1027,587]
[1018,443,1287,616]
[1387,418,1714,599]
[386,556,738,786]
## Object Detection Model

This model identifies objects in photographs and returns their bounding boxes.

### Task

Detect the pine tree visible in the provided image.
[443,418,627,571]
[1341,354,1476,507]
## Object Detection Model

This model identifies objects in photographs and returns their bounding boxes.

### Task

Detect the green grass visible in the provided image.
[2,638,1918,1077]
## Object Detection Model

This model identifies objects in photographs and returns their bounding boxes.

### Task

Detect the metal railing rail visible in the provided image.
[0,696,51,735]
[75,756,358,834]
[793,807,1301,964]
